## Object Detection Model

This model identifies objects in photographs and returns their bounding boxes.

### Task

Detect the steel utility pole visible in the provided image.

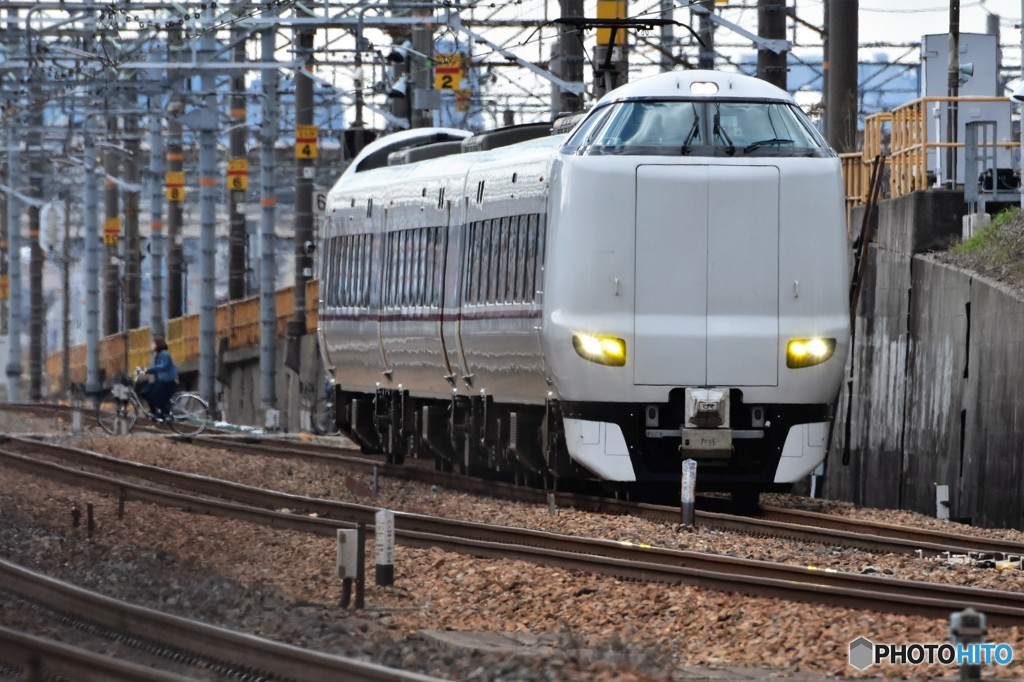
[5,111,23,402]
[61,191,70,395]
[757,0,787,89]
[826,0,858,152]
[288,27,316,374]
[556,0,585,113]
[946,0,960,188]
[0,158,7,339]
[27,80,44,401]
[822,0,829,139]
[228,9,249,300]
[102,113,121,337]
[593,0,629,98]
[148,85,166,339]
[123,106,142,330]
[196,10,219,406]
[697,0,715,70]
[410,13,434,128]
[84,112,101,396]
[259,15,279,425]
[166,25,185,320]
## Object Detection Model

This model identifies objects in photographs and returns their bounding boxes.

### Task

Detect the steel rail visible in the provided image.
[0,561,443,682]
[186,433,1024,558]
[0,625,192,682]
[3,432,980,558]
[756,504,1024,556]
[4,440,1024,625]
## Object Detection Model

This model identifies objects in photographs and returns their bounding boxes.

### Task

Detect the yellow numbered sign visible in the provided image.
[434,53,461,90]
[227,158,249,191]
[103,217,121,246]
[0,274,8,301]
[296,125,318,159]
[165,171,185,202]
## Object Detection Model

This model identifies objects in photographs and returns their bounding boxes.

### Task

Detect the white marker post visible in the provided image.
[375,509,395,586]
[336,529,358,607]
[681,459,697,527]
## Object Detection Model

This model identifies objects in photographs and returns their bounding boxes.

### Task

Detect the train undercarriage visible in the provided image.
[331,386,831,501]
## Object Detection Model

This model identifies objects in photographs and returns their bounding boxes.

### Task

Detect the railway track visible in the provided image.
[0,560,442,682]
[189,432,1024,559]
[4,435,1024,626]
[2,405,1018,559]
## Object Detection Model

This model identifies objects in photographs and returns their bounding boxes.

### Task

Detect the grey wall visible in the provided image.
[826,189,1024,529]
[181,333,322,434]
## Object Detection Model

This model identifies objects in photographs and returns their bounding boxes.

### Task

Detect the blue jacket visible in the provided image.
[147,349,178,383]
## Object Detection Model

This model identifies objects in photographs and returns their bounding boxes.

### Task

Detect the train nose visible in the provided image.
[633,163,780,388]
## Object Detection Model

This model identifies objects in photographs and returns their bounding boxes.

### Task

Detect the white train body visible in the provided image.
[320,70,850,492]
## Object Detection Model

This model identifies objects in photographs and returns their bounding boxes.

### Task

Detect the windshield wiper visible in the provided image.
[743,138,794,154]
[712,108,735,156]
[681,114,701,155]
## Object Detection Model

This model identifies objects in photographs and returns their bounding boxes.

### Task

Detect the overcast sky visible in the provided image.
[803,0,1022,50]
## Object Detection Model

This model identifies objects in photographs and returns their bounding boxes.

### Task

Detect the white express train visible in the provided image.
[319,69,850,495]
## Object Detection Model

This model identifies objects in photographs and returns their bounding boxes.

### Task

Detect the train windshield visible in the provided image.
[563,99,831,158]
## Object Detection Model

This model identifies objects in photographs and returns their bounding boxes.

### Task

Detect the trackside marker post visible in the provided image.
[375,509,395,586]
[950,608,987,681]
[681,459,697,527]
[336,529,358,607]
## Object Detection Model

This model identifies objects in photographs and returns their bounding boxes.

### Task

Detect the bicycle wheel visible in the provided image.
[96,392,139,435]
[311,397,340,436]
[168,393,209,436]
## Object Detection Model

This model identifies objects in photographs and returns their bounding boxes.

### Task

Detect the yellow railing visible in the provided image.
[45,279,320,395]
[841,97,1016,212]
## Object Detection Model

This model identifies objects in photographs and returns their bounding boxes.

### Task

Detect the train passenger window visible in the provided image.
[421,229,431,307]
[421,228,430,306]
[484,221,494,303]
[468,222,482,305]
[466,223,477,303]
[404,231,413,307]
[331,237,342,308]
[509,216,523,303]
[523,215,537,302]
[359,235,371,307]
[402,231,413,306]
[496,217,509,303]
[395,232,405,307]
[415,228,426,306]
[490,221,502,303]
[384,233,395,307]
[349,236,358,306]
[434,227,445,307]
[516,218,524,303]
[535,214,547,301]
[342,236,350,308]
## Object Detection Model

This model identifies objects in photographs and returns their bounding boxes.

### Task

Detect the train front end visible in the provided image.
[543,70,850,492]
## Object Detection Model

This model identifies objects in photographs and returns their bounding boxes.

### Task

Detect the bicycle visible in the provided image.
[300,377,340,436]
[96,369,210,437]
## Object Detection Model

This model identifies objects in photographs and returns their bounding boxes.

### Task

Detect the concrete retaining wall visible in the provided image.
[825,189,1024,529]
[180,333,322,434]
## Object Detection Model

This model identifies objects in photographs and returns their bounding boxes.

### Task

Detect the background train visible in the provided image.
[318,69,850,499]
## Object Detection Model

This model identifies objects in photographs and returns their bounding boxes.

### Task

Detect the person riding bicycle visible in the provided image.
[140,336,178,418]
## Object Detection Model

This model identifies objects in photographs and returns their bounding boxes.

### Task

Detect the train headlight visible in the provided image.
[690,81,719,96]
[786,338,837,368]
[572,333,627,367]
